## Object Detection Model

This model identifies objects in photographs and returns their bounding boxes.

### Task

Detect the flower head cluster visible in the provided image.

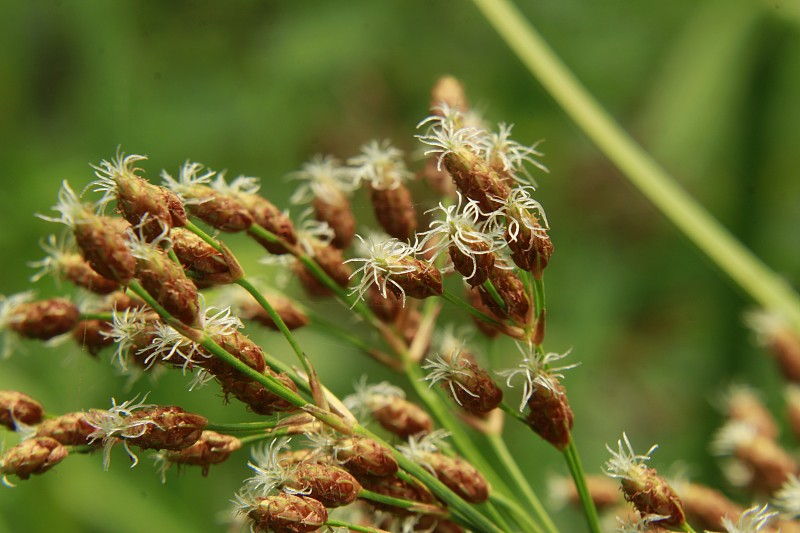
[497,344,577,411]
[84,395,159,469]
[348,139,412,190]
[481,123,547,181]
[289,154,356,204]
[422,349,479,406]
[499,186,550,241]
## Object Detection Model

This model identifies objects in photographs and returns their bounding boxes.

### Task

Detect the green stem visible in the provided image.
[532,277,546,320]
[481,279,508,314]
[487,432,559,533]
[205,421,279,432]
[322,520,384,533]
[358,489,449,518]
[472,0,800,333]
[79,312,113,322]
[236,277,312,376]
[563,439,602,533]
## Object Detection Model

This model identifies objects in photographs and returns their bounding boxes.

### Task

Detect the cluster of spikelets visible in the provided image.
[1,75,798,533]
[0,76,563,533]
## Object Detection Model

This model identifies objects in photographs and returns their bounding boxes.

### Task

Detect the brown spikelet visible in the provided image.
[287,462,362,507]
[448,240,495,287]
[8,298,80,340]
[479,266,531,325]
[106,290,146,312]
[0,391,43,429]
[114,177,185,240]
[240,195,297,254]
[135,248,200,326]
[171,227,238,287]
[335,436,398,477]
[127,406,207,451]
[207,330,267,373]
[371,399,434,439]
[59,254,120,294]
[504,220,553,280]
[248,494,328,533]
[215,369,298,415]
[385,259,443,301]
[313,196,355,250]
[74,216,136,283]
[428,351,503,416]
[34,411,99,446]
[73,319,115,356]
[185,187,254,232]
[443,152,511,214]
[525,379,574,450]
[425,452,489,503]
[620,470,686,528]
[161,431,241,475]
[368,184,417,241]
[725,387,779,440]
[1,437,69,480]
[365,285,403,322]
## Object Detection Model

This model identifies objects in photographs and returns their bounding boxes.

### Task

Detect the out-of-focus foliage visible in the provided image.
[1,1,798,531]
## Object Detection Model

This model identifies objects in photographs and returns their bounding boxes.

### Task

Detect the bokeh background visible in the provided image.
[1,1,799,531]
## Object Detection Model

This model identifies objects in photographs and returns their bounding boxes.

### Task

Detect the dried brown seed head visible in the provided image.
[0,391,43,429]
[158,430,241,477]
[30,234,120,294]
[127,405,207,451]
[73,319,115,356]
[423,349,503,416]
[1,437,68,481]
[7,297,80,340]
[246,493,328,533]
[287,462,362,508]
[479,266,531,325]
[525,379,574,450]
[368,184,418,241]
[334,436,398,477]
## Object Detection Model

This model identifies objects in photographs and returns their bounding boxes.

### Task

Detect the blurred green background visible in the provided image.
[1,1,799,531]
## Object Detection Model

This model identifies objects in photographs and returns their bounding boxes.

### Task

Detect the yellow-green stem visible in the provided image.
[563,438,602,533]
[472,0,800,334]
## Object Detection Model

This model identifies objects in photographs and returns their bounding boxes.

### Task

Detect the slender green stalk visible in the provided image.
[322,520,384,533]
[563,439,602,533]
[487,432,559,533]
[481,279,508,313]
[532,277,546,320]
[205,420,280,433]
[358,489,449,518]
[472,0,800,333]
[680,524,700,533]
[236,277,312,376]
[79,312,113,322]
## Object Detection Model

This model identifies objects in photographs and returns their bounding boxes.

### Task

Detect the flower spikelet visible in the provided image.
[154,430,241,481]
[1,437,68,483]
[289,154,356,249]
[33,411,99,447]
[604,433,686,527]
[349,140,417,240]
[92,150,187,239]
[422,347,503,415]
[343,379,433,439]
[0,391,43,430]
[419,192,501,286]
[29,233,120,294]
[347,235,442,306]
[84,395,159,470]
